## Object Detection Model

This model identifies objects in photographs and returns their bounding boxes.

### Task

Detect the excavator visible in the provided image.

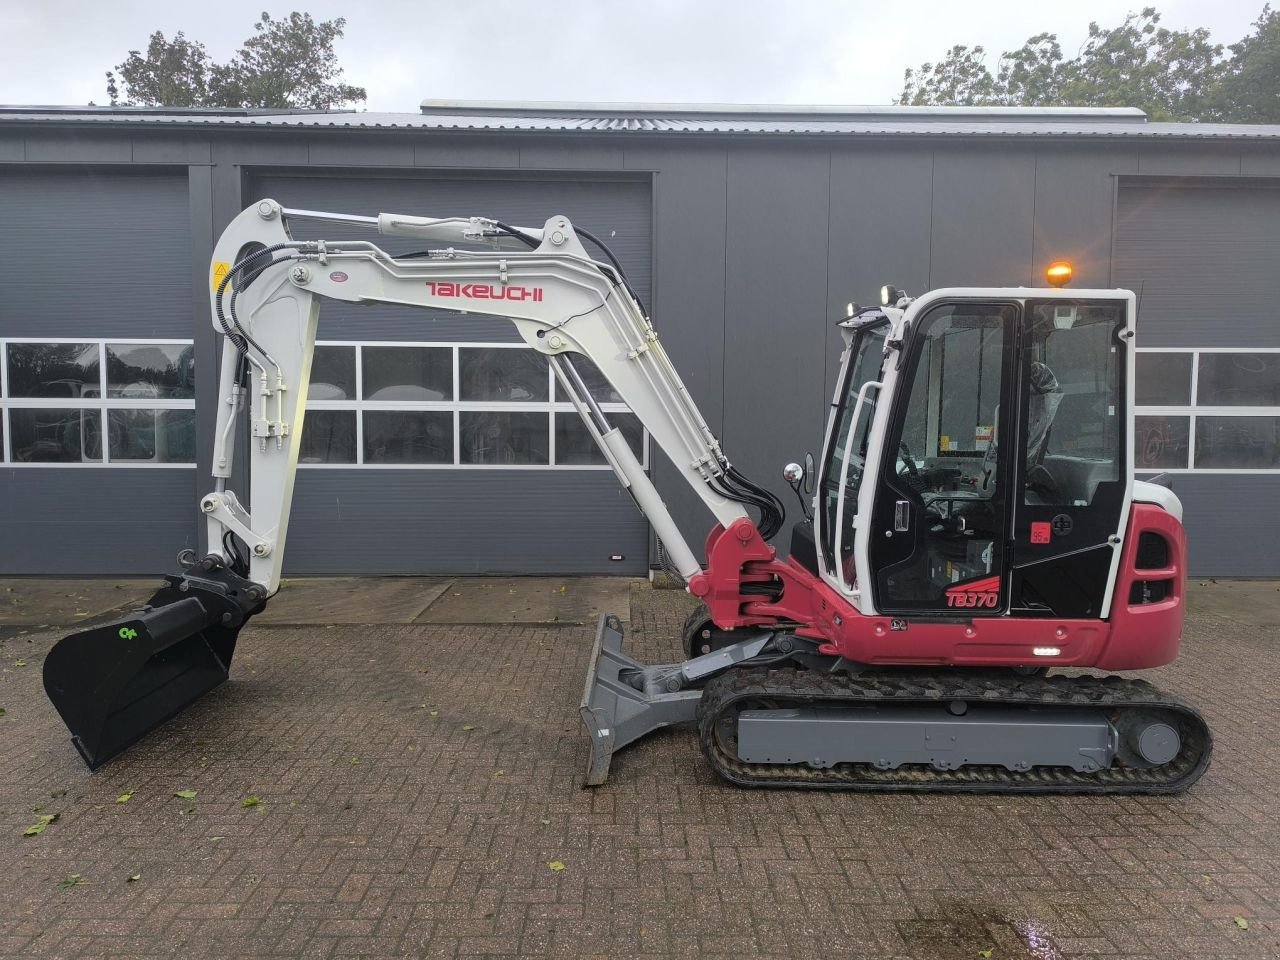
[43,200,1212,793]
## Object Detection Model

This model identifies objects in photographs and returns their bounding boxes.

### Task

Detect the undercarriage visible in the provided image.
[582,615,1212,793]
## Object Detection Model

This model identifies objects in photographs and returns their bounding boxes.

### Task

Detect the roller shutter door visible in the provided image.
[1115,179,1280,576]
[0,170,196,574]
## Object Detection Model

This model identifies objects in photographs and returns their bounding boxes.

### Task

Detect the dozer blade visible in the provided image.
[42,568,265,770]
[579,613,772,786]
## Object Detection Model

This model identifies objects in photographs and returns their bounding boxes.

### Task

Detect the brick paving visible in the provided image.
[0,583,1276,958]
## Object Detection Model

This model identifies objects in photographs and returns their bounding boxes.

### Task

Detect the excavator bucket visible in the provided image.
[42,569,265,770]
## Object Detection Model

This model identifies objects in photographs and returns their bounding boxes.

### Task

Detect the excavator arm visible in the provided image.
[204,199,758,593]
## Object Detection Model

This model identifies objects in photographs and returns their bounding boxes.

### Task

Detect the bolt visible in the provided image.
[201,498,217,513]
[257,201,278,220]
[290,265,310,284]
[178,581,189,593]
[550,230,565,245]
[548,335,564,349]
[252,544,268,556]
[221,612,235,626]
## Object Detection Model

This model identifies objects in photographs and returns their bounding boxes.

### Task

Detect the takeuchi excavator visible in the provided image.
[43,200,1212,793]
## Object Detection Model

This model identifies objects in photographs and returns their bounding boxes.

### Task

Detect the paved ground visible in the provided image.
[0,577,1276,959]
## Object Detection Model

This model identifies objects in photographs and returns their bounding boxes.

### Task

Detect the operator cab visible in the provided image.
[815,286,1131,621]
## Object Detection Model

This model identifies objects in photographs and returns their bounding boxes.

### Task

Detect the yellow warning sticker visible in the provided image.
[211,260,231,292]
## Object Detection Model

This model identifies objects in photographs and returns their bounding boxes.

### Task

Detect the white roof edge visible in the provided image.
[418,99,1148,122]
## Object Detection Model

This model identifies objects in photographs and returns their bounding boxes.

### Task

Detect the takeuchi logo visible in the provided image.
[425,281,544,302]
[945,575,1000,609]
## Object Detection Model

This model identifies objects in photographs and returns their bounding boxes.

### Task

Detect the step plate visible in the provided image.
[736,705,1114,773]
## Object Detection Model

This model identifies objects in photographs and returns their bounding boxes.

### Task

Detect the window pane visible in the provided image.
[554,354,623,403]
[107,409,196,462]
[299,410,356,463]
[363,411,452,464]
[556,412,643,465]
[7,343,99,398]
[1197,354,1280,406]
[1195,417,1280,468]
[310,345,356,401]
[361,346,451,401]
[1135,415,1190,470]
[460,411,548,464]
[106,343,194,399]
[459,348,548,402]
[9,408,101,462]
[1136,353,1192,406]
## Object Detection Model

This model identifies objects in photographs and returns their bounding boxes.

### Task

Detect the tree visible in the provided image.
[896,6,1233,121]
[107,12,366,110]
[1214,5,1280,122]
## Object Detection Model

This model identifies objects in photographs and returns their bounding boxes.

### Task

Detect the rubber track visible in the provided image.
[696,667,1212,794]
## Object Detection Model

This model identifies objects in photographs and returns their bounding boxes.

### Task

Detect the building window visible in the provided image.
[1135,348,1280,473]
[301,342,648,470]
[0,340,196,466]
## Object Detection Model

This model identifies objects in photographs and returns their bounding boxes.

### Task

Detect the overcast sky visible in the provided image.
[0,1,1268,111]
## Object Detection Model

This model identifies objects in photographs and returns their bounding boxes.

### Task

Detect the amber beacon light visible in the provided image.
[1045,261,1073,287]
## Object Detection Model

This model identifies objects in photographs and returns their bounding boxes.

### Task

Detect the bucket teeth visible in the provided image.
[42,567,266,770]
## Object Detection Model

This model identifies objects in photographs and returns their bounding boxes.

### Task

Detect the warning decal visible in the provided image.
[211,260,231,292]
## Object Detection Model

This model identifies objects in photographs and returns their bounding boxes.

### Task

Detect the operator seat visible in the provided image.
[976,361,1063,497]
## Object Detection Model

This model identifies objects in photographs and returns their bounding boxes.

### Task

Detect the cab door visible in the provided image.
[1008,299,1130,618]
[869,301,1018,615]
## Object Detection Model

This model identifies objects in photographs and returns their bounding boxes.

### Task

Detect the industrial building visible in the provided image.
[1,101,1278,577]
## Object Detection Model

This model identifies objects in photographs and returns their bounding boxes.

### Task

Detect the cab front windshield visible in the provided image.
[818,320,888,584]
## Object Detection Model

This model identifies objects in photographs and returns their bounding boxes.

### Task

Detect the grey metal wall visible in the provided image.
[0,168,197,574]
[248,172,653,576]
[2,122,1279,576]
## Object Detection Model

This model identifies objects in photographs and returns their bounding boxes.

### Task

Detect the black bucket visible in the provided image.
[42,568,265,770]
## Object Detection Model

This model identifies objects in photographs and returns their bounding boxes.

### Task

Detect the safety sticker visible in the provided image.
[1030,521,1052,544]
[211,260,231,292]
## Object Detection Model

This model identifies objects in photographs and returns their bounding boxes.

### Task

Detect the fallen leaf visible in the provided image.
[50,789,66,799]
[173,789,197,800]
[210,837,225,841]
[56,874,87,890]
[539,818,551,825]
[548,860,566,872]
[116,790,135,804]
[180,806,195,815]
[350,757,360,765]
[978,951,993,959]
[1234,916,1249,930]
[13,659,25,668]
[31,803,43,813]
[0,707,6,718]
[495,770,505,777]
[462,725,475,732]
[23,813,58,836]
[429,710,439,717]
[127,873,141,883]
[241,795,262,808]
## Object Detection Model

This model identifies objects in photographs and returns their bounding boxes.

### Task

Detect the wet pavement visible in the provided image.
[0,577,1275,958]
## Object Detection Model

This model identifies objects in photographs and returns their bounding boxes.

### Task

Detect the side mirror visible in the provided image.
[803,452,815,494]
[782,462,804,485]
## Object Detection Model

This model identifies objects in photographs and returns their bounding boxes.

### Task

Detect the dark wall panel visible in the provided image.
[929,147,1036,288]
[284,471,648,575]
[0,170,191,338]
[1032,147,1136,288]
[721,147,832,517]
[0,469,196,574]
[826,146,933,401]
[1115,180,1280,348]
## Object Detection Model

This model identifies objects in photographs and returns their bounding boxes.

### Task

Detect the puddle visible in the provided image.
[900,901,1061,960]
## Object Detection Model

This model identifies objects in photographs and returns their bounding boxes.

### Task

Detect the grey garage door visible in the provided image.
[1115,178,1280,576]
[248,172,653,576]
[0,170,198,575]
